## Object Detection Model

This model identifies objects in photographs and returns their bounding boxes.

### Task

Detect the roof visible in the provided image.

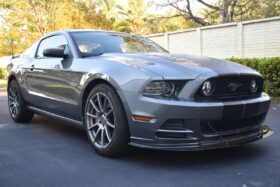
[56,29,130,36]
[39,29,141,44]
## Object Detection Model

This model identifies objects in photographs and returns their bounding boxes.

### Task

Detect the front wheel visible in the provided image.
[84,84,130,157]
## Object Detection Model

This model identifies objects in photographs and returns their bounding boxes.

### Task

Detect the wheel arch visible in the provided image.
[81,77,132,135]
[81,78,117,114]
[8,74,16,85]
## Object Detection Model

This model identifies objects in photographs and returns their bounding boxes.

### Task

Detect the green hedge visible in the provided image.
[0,68,7,80]
[228,57,280,97]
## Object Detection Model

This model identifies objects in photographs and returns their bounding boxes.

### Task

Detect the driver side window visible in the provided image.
[36,35,69,58]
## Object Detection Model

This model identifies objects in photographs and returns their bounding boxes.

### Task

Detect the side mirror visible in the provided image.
[43,48,68,58]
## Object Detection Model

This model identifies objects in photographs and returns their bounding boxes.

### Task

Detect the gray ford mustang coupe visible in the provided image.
[7,30,272,156]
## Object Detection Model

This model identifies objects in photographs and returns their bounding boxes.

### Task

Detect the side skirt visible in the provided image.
[27,106,84,129]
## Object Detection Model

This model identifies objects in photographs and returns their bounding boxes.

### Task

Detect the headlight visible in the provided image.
[143,80,185,98]
[162,82,175,97]
[250,79,258,93]
[201,81,215,96]
[143,81,163,96]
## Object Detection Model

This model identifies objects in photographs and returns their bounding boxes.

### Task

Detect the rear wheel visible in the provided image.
[84,84,130,157]
[8,79,34,123]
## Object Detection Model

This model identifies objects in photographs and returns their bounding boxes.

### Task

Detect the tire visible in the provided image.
[84,84,130,157]
[8,79,34,123]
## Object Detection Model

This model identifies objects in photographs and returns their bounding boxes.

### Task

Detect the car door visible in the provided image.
[25,34,82,120]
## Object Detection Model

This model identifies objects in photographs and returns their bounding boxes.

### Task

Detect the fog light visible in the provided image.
[250,79,258,93]
[202,81,214,96]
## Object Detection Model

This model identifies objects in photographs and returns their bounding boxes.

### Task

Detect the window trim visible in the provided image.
[35,34,73,59]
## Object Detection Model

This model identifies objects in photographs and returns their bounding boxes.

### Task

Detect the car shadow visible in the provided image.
[31,115,268,169]
[31,115,88,140]
[120,144,267,170]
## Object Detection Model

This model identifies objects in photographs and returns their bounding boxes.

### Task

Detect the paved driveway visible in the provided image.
[0,93,279,187]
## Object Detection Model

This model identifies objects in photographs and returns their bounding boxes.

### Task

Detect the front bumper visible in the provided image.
[120,91,272,151]
[130,125,273,151]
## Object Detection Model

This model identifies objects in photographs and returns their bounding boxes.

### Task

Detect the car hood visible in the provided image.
[93,53,259,79]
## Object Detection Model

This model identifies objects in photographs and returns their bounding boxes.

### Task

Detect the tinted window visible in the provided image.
[37,35,68,58]
[21,41,39,58]
[70,32,167,57]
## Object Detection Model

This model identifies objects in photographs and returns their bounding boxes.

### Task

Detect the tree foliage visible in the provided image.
[0,0,279,56]
[160,0,280,26]
[0,0,112,55]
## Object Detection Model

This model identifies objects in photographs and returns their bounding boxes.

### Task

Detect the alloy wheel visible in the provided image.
[85,92,115,148]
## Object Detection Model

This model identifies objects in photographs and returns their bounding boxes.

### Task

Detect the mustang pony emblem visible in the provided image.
[228,83,243,92]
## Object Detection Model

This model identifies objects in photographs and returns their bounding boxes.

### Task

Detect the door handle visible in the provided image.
[30,65,35,71]
[54,64,61,70]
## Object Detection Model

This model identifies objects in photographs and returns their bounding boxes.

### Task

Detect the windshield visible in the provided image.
[70,31,167,57]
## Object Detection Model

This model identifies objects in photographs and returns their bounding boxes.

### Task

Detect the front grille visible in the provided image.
[195,75,263,101]
[156,119,194,139]
[201,114,265,134]
[161,119,186,130]
[156,132,187,139]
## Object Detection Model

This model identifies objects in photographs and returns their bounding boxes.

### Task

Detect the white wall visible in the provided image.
[147,17,280,59]
[0,56,11,68]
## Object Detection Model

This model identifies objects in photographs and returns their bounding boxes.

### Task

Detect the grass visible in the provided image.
[0,79,7,89]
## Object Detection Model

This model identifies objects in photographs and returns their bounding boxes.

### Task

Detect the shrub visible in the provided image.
[0,68,7,80]
[228,57,280,97]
